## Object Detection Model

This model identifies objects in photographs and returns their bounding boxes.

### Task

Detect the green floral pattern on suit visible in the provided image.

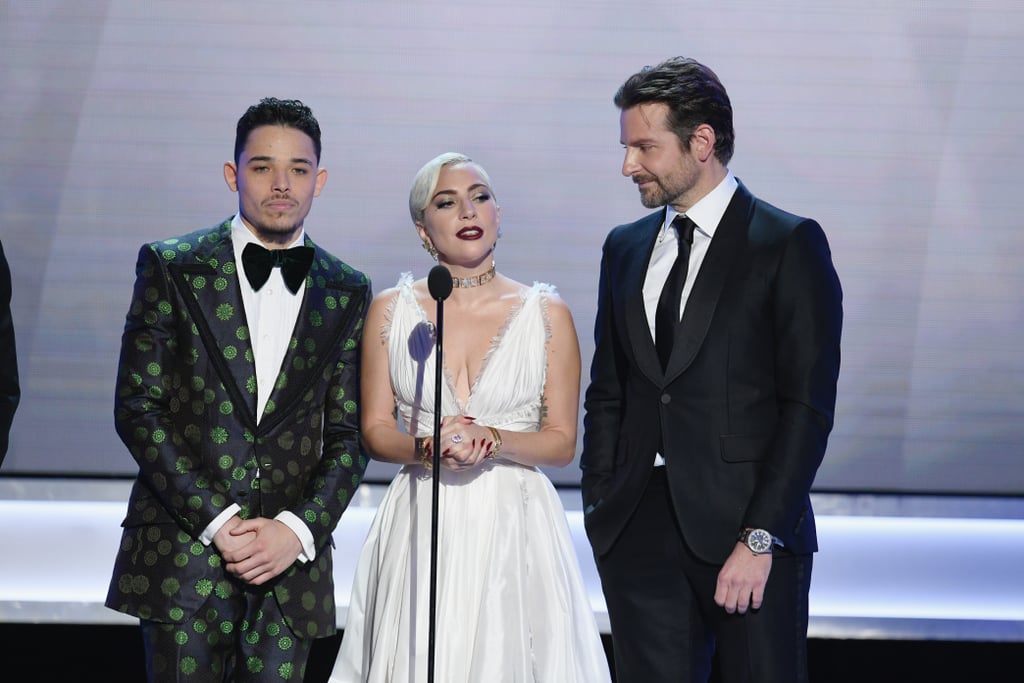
[106,219,371,641]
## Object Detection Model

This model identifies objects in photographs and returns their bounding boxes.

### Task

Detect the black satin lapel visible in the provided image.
[623,212,666,385]
[666,184,755,378]
[169,233,259,431]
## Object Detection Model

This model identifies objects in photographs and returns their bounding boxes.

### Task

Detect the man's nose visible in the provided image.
[621,149,640,178]
[273,170,291,193]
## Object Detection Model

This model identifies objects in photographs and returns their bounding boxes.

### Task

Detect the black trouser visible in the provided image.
[595,467,811,683]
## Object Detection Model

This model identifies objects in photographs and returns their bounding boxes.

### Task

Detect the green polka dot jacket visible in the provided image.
[105,219,371,640]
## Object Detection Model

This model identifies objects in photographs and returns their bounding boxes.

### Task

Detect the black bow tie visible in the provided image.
[241,242,315,294]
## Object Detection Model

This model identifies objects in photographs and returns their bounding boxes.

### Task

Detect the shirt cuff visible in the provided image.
[276,510,315,563]
[200,504,241,546]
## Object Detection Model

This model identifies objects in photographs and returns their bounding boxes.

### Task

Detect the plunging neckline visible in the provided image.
[411,289,529,413]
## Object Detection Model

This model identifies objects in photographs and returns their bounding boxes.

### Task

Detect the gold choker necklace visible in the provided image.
[452,263,497,288]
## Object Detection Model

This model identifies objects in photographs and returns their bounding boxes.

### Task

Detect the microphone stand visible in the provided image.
[426,265,452,683]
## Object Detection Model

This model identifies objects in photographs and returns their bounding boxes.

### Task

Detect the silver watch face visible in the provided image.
[745,528,773,554]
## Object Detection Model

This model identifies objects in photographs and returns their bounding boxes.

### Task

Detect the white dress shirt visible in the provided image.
[200,215,315,561]
[230,218,307,422]
[644,172,738,465]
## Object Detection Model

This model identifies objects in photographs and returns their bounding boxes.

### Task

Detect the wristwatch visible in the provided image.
[738,527,774,555]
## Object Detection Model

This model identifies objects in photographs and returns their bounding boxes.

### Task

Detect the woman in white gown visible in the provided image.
[329,153,611,682]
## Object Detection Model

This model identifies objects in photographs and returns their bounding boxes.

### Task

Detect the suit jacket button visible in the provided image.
[661,394,671,404]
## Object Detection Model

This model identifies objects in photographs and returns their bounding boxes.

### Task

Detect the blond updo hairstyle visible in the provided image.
[408,152,496,225]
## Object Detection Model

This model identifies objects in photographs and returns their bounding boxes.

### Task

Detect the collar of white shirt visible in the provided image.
[230,214,307,295]
[661,171,738,239]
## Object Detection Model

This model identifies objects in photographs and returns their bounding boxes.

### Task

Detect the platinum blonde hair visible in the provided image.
[408,152,496,224]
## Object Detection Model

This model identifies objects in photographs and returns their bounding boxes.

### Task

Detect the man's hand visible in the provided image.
[221,518,303,585]
[714,542,772,614]
[212,515,257,555]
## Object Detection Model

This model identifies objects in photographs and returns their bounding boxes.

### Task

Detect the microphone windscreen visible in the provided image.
[427,265,453,301]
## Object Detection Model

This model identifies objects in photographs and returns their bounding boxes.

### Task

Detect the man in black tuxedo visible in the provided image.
[0,240,18,466]
[581,57,842,682]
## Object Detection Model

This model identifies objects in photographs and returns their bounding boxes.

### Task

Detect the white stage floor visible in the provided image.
[2,477,1022,642]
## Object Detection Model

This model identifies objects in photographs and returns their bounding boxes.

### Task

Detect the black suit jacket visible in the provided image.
[0,241,18,466]
[581,181,842,564]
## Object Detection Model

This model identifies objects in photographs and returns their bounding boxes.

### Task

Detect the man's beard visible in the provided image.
[252,220,298,236]
[243,212,302,245]
[635,168,694,209]
[638,178,676,209]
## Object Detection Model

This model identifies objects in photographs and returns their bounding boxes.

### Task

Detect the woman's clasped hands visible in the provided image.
[433,415,497,471]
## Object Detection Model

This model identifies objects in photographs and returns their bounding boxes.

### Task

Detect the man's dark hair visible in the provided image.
[234,97,322,164]
[614,57,734,165]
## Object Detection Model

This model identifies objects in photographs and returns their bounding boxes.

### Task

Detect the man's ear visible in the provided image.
[224,162,239,192]
[313,167,328,197]
[691,124,717,163]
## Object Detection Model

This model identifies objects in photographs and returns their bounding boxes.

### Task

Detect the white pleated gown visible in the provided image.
[329,275,611,683]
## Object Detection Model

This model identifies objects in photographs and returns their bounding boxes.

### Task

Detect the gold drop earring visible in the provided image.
[421,240,438,261]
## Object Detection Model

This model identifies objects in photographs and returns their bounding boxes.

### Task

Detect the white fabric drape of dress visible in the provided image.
[329,274,611,683]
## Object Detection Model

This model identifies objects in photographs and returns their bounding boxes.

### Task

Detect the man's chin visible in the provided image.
[639,193,664,209]
[247,220,302,244]
[260,223,298,235]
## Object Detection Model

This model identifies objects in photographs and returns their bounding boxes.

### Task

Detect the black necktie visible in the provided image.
[655,215,696,370]
[241,242,315,294]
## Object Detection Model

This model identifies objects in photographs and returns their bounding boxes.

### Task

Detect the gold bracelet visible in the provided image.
[415,437,432,469]
[485,426,502,459]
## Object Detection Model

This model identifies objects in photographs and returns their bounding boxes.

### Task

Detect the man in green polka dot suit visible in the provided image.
[106,97,372,682]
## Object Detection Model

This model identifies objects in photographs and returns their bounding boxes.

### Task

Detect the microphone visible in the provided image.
[427,264,453,301]
[425,263,450,683]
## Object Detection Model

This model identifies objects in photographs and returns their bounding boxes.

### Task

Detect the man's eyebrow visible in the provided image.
[621,135,657,145]
[246,155,314,165]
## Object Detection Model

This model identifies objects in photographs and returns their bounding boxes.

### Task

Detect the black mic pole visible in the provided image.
[425,265,452,683]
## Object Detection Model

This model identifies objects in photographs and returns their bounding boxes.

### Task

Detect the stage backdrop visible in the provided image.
[1,1,1021,494]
